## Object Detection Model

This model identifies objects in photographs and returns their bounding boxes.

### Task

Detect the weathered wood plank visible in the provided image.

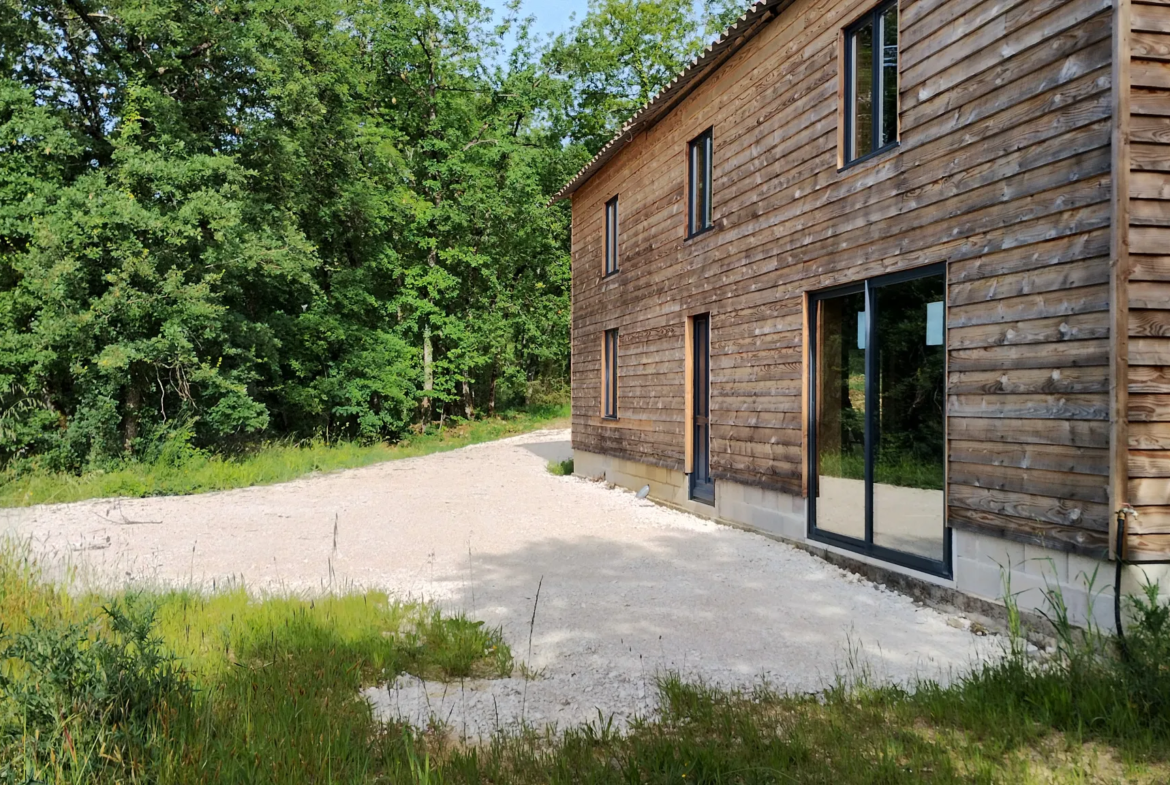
[949,506,1110,558]
[949,462,1108,504]
[949,439,1110,475]
[1129,394,1170,421]
[949,483,1111,530]
[947,367,1109,395]
[948,394,1109,420]
[948,417,1108,448]
[1130,421,1170,448]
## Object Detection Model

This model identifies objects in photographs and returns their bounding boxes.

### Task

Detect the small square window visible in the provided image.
[603,328,619,419]
[844,1,898,165]
[604,195,619,276]
[688,128,714,236]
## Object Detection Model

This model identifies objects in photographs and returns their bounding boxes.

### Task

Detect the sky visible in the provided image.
[481,0,591,41]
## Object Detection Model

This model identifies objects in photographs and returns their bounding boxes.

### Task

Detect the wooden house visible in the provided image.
[554,0,1170,626]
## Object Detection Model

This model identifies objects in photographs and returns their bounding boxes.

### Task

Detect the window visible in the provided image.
[688,128,714,236]
[604,195,619,276]
[844,0,898,165]
[603,328,619,419]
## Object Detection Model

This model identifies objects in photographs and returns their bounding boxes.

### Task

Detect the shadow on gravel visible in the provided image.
[520,440,573,464]
[437,523,985,690]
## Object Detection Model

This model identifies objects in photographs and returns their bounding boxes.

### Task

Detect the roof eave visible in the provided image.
[550,0,789,205]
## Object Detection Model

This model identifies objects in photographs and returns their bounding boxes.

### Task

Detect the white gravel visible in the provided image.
[2,428,1000,738]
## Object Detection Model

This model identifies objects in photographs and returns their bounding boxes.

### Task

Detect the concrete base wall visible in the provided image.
[574,449,1170,632]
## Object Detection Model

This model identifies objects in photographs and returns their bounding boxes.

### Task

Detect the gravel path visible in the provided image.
[2,428,1000,737]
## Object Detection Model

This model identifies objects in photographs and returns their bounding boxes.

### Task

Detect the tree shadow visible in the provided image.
[519,440,573,464]
[442,520,992,693]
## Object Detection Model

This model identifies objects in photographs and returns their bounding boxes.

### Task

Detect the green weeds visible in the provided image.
[546,458,574,476]
[6,536,1170,783]
[0,405,569,508]
[0,541,511,784]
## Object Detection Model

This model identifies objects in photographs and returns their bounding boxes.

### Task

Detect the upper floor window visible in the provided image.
[604,195,619,276]
[688,128,714,236]
[844,0,898,165]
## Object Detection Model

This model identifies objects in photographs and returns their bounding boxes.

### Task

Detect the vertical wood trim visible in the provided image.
[614,330,620,420]
[685,315,695,474]
[895,0,902,145]
[801,292,811,498]
[1109,0,1133,560]
[943,265,951,555]
[599,331,606,419]
[836,28,846,170]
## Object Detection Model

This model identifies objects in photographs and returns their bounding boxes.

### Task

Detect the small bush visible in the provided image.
[547,458,574,476]
[0,598,191,782]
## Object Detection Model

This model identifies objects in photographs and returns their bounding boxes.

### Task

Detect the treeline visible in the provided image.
[0,0,745,470]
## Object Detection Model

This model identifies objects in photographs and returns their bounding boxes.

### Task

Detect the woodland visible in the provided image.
[0,0,746,471]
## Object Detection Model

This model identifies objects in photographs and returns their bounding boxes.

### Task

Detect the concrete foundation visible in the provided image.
[575,449,1170,632]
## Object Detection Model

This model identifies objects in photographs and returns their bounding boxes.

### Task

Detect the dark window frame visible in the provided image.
[690,313,714,505]
[687,128,714,238]
[806,263,951,580]
[603,328,619,419]
[604,195,620,277]
[842,0,899,168]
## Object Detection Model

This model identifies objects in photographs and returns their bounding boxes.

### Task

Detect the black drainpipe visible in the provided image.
[1114,507,1170,661]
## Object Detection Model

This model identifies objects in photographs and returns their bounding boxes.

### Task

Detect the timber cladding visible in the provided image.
[569,0,1134,559]
[1127,0,1170,559]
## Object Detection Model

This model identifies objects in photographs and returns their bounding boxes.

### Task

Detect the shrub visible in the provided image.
[0,597,191,782]
[547,458,574,476]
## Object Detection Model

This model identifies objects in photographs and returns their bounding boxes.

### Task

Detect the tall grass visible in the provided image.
[0,540,511,784]
[6,536,1170,783]
[0,404,569,508]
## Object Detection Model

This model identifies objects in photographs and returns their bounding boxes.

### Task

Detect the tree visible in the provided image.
[0,0,728,471]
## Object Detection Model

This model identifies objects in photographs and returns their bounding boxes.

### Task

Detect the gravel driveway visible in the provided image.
[2,428,999,737]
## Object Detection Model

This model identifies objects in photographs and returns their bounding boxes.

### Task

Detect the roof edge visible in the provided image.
[550,0,789,205]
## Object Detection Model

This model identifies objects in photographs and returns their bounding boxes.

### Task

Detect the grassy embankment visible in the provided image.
[0,404,569,508]
[4,536,1170,783]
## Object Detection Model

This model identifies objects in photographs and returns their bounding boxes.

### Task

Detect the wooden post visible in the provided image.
[801,292,811,498]
[685,315,695,474]
[1109,0,1133,561]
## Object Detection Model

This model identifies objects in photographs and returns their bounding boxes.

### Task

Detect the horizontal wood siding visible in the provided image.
[1127,0,1170,558]
[571,0,1116,556]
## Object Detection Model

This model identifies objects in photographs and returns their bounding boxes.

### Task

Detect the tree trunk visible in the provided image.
[462,376,474,419]
[422,323,434,422]
[123,383,141,455]
[488,363,497,417]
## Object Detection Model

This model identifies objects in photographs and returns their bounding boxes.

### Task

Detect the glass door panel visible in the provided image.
[810,266,949,577]
[814,291,867,542]
[871,276,946,561]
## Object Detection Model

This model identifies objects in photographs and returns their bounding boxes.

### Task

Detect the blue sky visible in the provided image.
[481,0,590,40]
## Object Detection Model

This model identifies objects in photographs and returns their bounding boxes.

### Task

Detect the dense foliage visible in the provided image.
[0,0,748,471]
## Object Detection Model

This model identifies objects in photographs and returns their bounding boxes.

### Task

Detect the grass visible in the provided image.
[0,539,512,784]
[0,404,569,508]
[5,539,1170,783]
[546,457,574,476]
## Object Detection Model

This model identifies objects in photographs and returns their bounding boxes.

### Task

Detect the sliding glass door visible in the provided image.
[809,265,949,576]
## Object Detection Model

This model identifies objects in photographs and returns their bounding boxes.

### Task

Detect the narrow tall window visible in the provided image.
[604,195,619,276]
[844,1,898,164]
[603,328,619,419]
[688,128,714,236]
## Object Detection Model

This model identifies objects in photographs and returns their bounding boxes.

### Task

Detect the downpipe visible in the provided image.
[1114,505,1170,661]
